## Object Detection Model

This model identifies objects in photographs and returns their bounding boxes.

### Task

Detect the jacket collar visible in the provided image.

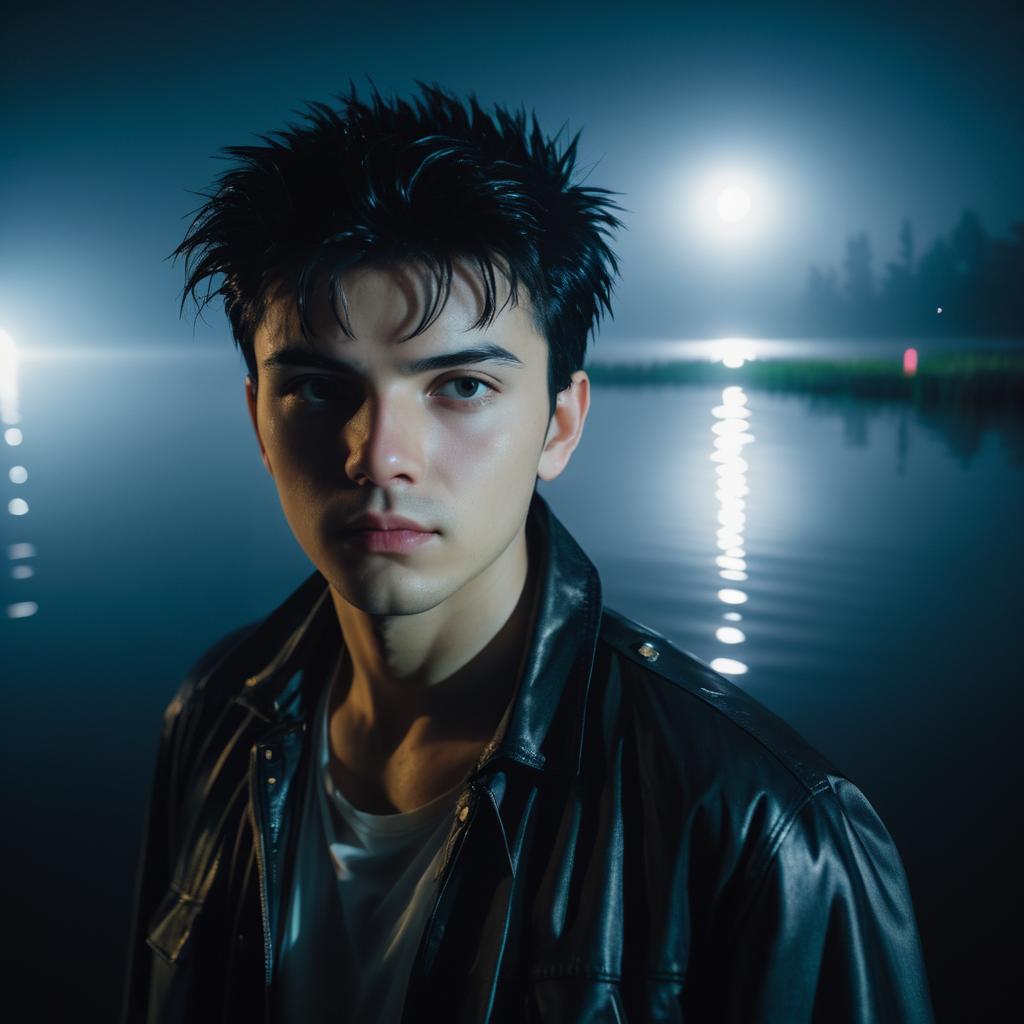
[232,491,603,778]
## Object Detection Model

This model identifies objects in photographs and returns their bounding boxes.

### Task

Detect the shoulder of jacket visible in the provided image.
[163,620,263,731]
[598,605,844,794]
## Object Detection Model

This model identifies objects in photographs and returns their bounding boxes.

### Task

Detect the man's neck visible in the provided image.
[323,521,539,810]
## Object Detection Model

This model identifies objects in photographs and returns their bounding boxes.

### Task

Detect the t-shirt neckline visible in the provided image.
[316,647,465,838]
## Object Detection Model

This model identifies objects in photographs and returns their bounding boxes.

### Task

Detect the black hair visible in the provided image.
[170,80,625,420]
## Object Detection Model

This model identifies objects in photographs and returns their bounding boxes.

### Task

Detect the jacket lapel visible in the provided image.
[402,492,605,1020]
[218,491,604,1021]
[482,490,604,778]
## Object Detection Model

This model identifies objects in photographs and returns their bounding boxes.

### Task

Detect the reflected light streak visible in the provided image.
[712,404,751,419]
[714,432,755,448]
[3,330,38,620]
[710,657,748,675]
[716,555,747,571]
[712,419,751,436]
[708,382,755,675]
[716,479,749,496]
[709,337,759,369]
[0,329,18,426]
[712,417,753,434]
[716,627,746,644]
[714,457,749,472]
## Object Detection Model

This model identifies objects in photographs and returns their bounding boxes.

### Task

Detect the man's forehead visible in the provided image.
[257,257,536,352]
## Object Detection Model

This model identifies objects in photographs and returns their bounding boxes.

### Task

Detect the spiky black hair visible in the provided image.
[170,80,625,417]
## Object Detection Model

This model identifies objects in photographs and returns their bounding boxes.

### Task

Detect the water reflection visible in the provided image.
[588,341,1024,468]
[2,330,37,619]
[709,383,753,676]
[709,337,759,369]
[716,626,746,644]
[711,658,748,675]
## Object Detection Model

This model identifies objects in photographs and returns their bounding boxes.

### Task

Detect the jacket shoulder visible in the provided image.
[595,610,933,1018]
[163,620,263,732]
[599,605,844,793]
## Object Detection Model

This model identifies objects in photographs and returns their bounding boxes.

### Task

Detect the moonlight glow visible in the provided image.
[715,185,752,223]
[689,167,775,244]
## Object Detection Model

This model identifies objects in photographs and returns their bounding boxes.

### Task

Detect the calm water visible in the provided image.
[4,340,1021,1021]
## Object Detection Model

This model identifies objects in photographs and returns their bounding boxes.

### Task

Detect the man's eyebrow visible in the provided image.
[262,342,525,375]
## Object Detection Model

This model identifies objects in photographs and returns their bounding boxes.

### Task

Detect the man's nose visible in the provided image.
[343,389,425,487]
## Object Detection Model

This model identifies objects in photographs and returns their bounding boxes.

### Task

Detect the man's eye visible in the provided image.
[284,374,496,407]
[434,376,497,404]
[288,376,347,404]
[282,378,358,405]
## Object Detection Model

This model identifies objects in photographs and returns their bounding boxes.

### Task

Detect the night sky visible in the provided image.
[4,0,1022,345]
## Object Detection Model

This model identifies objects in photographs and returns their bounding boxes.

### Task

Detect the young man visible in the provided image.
[121,83,934,1023]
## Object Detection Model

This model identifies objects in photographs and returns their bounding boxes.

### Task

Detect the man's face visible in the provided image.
[246,258,588,617]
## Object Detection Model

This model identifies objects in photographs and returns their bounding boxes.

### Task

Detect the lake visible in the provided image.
[4,336,1020,1021]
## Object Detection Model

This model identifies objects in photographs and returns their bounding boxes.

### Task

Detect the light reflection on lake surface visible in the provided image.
[3,338,1022,1023]
[592,333,1024,364]
[708,383,753,675]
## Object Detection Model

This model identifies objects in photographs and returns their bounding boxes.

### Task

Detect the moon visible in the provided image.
[715,185,752,223]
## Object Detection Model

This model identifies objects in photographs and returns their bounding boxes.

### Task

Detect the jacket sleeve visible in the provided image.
[706,778,935,1023]
[118,626,255,1024]
[119,682,189,1024]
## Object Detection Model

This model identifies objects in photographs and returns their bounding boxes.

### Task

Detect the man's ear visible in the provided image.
[244,374,273,476]
[537,369,590,482]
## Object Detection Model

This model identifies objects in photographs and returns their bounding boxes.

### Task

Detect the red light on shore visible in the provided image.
[903,347,918,376]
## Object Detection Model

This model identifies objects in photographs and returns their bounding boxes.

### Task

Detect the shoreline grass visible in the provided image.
[584,353,1024,409]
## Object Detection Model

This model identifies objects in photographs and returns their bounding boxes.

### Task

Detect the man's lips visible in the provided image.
[341,527,438,554]
[342,512,436,533]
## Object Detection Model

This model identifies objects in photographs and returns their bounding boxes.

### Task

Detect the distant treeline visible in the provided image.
[799,211,1024,337]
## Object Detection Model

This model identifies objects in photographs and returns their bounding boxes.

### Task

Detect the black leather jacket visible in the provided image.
[121,492,935,1022]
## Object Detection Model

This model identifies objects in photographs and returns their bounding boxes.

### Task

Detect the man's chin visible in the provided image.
[324,573,457,619]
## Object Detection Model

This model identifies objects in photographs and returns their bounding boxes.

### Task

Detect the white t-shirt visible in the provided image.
[274,654,465,1024]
